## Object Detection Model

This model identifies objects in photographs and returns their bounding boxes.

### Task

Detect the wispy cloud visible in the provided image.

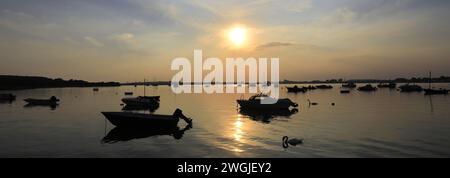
[256,42,294,50]
[84,36,103,47]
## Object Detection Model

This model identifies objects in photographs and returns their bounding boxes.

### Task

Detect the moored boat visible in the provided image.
[0,93,16,101]
[340,90,350,94]
[101,108,192,128]
[316,85,333,89]
[423,72,449,95]
[342,82,357,88]
[358,84,377,92]
[286,85,306,93]
[237,94,298,110]
[424,89,449,95]
[124,92,134,95]
[378,82,396,89]
[24,96,60,105]
[122,96,160,107]
[399,84,423,92]
[304,85,317,90]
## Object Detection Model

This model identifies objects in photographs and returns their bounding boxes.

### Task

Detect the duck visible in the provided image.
[307,99,318,106]
[282,136,303,148]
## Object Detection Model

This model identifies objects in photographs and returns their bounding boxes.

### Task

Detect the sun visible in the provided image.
[228,27,247,46]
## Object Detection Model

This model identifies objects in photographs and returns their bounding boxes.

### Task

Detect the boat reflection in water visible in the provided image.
[239,108,299,123]
[102,123,192,143]
[101,108,193,143]
[23,103,59,110]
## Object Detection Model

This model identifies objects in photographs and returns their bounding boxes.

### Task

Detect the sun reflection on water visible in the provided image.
[232,114,245,153]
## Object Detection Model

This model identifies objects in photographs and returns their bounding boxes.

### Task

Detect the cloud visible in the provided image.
[84,36,104,47]
[112,33,135,44]
[256,42,294,50]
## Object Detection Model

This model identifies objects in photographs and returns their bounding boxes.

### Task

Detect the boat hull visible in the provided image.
[287,87,306,93]
[102,112,179,128]
[121,96,160,107]
[424,89,449,95]
[24,99,59,105]
[0,94,16,101]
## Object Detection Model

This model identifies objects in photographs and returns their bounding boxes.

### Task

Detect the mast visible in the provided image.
[428,71,432,89]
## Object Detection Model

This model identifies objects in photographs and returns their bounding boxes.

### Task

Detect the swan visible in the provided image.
[282,136,303,148]
[307,99,318,106]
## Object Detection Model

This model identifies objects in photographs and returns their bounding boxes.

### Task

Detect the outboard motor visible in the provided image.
[173,108,193,124]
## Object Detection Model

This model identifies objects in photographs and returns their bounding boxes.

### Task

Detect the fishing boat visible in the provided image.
[0,94,16,101]
[101,108,192,128]
[399,84,423,92]
[342,82,357,88]
[358,84,377,92]
[377,82,396,89]
[122,96,160,107]
[237,94,298,110]
[286,85,306,93]
[316,85,333,89]
[424,72,449,95]
[24,96,60,105]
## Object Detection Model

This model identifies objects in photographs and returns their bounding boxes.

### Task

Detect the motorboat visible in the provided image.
[399,84,423,92]
[101,108,192,128]
[24,96,59,106]
[342,82,357,88]
[377,83,396,89]
[124,92,133,95]
[237,94,298,110]
[340,90,350,94]
[358,84,377,92]
[286,85,306,93]
[121,96,160,107]
[316,85,333,89]
[0,93,16,101]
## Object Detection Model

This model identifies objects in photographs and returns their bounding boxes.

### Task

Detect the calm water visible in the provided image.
[1,84,450,158]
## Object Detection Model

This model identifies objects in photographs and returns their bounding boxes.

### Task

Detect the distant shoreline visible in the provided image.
[1,75,450,91]
[0,75,120,91]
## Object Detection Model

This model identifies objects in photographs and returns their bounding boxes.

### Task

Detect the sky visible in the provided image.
[1,0,450,82]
